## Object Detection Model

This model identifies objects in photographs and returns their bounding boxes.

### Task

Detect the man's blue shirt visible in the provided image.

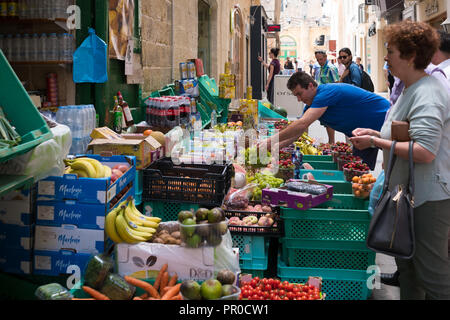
[304,83,390,137]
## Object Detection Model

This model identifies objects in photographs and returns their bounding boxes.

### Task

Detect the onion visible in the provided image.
[234,172,246,189]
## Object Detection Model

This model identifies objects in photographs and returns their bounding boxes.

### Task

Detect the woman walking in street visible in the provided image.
[350,20,450,300]
[258,48,281,104]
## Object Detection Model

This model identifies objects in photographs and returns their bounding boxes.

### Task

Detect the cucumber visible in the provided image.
[100,273,136,300]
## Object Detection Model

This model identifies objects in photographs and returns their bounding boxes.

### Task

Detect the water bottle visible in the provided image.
[38,33,47,61]
[293,146,303,179]
[22,33,30,61]
[62,33,73,62]
[5,34,13,61]
[89,105,96,131]
[55,105,66,125]
[30,33,38,61]
[12,34,21,62]
[47,32,57,61]
[211,107,217,128]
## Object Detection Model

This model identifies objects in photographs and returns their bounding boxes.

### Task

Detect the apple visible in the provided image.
[111,174,118,183]
[118,164,129,173]
[112,169,123,178]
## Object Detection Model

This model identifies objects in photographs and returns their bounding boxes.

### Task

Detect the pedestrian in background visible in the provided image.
[258,48,281,104]
[297,58,304,72]
[356,57,364,72]
[284,57,294,70]
[335,56,346,77]
[351,20,450,300]
[338,48,362,87]
[384,61,395,94]
[314,49,340,144]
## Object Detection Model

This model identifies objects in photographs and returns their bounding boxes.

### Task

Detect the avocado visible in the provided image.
[178,210,194,222]
[208,208,224,224]
[274,107,288,118]
[207,232,222,246]
[216,269,236,285]
[180,280,202,300]
[181,218,196,237]
[186,233,202,248]
[195,208,210,221]
[196,220,210,237]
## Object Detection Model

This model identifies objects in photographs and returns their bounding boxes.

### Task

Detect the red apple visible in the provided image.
[118,164,129,173]
[112,169,123,178]
[111,174,118,183]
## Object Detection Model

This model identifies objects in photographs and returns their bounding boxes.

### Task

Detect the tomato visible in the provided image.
[292,287,299,294]
[283,296,290,300]
[286,292,294,300]
[268,278,274,286]
[273,279,281,288]
[250,279,258,288]
[313,294,320,300]
[279,289,286,297]
[251,294,259,300]
[263,291,270,299]
[287,283,294,292]
[254,276,260,282]
[264,284,272,291]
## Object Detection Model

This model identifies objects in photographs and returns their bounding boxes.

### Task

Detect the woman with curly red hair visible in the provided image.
[351,21,450,300]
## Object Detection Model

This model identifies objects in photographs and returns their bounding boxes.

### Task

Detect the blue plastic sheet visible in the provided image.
[73,28,108,83]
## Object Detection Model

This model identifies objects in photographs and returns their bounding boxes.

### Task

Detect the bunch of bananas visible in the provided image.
[64,157,112,179]
[294,133,322,155]
[105,198,161,244]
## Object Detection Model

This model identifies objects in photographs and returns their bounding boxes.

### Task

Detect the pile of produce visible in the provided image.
[178,207,228,248]
[150,222,181,245]
[294,133,321,155]
[343,162,370,182]
[273,119,290,130]
[180,269,239,300]
[64,157,130,183]
[337,154,362,171]
[239,277,324,300]
[352,173,377,199]
[246,173,284,201]
[279,149,292,160]
[331,142,353,161]
[228,213,276,228]
[0,106,21,149]
[105,198,161,244]
[276,158,295,181]
[213,121,243,132]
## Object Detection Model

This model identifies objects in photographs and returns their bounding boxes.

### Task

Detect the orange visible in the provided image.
[143,129,153,136]
[236,121,243,126]
[352,176,359,183]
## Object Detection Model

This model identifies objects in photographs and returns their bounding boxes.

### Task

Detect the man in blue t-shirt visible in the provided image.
[260,72,390,169]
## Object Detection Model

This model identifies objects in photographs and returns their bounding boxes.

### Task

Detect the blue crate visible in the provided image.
[0,248,32,275]
[33,249,92,277]
[37,155,136,205]
[0,223,33,251]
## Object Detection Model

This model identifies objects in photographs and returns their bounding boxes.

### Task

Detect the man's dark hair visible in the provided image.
[438,30,450,54]
[287,71,318,91]
[314,50,327,55]
[339,47,352,56]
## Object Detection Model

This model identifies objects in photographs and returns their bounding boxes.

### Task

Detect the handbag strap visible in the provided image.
[383,141,397,190]
[407,140,415,198]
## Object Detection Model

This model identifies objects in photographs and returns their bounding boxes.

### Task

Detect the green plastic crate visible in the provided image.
[0,50,53,162]
[302,155,333,162]
[299,169,345,182]
[281,207,371,241]
[315,180,353,194]
[316,194,369,210]
[281,238,376,271]
[258,104,288,120]
[143,201,200,222]
[232,234,268,270]
[277,260,373,300]
[305,161,338,170]
[241,269,266,279]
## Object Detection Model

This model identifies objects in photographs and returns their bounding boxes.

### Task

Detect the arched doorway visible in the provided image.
[280,35,298,65]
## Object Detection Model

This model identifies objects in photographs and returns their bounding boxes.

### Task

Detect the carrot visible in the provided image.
[161,285,173,296]
[72,298,95,300]
[147,297,159,300]
[161,283,182,300]
[82,286,110,300]
[124,276,160,299]
[154,263,168,291]
[170,294,182,300]
[139,293,149,299]
[159,271,169,295]
[168,273,178,287]
[133,296,143,300]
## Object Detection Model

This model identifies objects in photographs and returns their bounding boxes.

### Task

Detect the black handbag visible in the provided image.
[366,140,416,259]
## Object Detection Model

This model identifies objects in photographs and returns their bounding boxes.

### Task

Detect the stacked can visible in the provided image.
[179,62,188,80]
[46,73,58,107]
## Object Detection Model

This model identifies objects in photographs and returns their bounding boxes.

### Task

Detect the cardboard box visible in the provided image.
[33,249,92,277]
[37,155,136,205]
[0,223,34,250]
[0,248,32,275]
[0,187,35,227]
[90,127,123,140]
[34,225,104,255]
[88,136,163,170]
[116,241,240,282]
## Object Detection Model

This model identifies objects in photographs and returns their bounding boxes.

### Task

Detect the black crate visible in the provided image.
[142,158,234,206]
[224,204,284,237]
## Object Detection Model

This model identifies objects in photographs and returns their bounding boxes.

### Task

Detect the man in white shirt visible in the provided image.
[427,30,450,89]
[335,56,346,77]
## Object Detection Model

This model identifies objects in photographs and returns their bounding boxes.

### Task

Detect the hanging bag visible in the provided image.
[366,140,415,259]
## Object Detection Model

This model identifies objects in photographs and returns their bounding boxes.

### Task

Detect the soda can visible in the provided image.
[179,62,188,80]
[246,86,253,100]
[187,62,196,79]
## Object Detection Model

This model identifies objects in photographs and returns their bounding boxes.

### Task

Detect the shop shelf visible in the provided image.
[299,169,345,182]
[0,50,53,163]
[142,157,233,206]
[277,260,373,300]
[281,206,371,241]
[281,238,376,271]
[143,201,200,222]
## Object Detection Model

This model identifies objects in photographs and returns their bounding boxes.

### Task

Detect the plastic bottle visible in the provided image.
[5,34,13,61]
[12,33,21,62]
[210,106,217,128]
[293,146,303,179]
[66,33,74,62]
[47,32,57,61]
[22,33,30,61]
[7,0,18,18]
[30,33,38,61]
[190,98,201,132]
[38,33,47,61]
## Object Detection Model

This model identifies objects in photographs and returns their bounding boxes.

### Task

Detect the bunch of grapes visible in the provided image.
[247,173,284,201]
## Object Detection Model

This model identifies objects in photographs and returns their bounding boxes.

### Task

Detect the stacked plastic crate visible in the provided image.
[277,155,376,300]
[197,75,232,128]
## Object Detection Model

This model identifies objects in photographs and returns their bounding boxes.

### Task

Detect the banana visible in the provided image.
[127,202,160,228]
[123,205,157,234]
[115,208,150,243]
[105,206,124,244]
[103,165,112,178]
[66,159,97,178]
[129,200,161,224]
[71,169,89,178]
[65,167,73,174]
[80,157,105,178]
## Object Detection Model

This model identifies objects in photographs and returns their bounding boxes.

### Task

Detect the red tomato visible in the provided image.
[250,279,258,288]
[264,284,272,292]
[268,278,274,286]
[251,294,259,300]
[273,279,281,288]
[287,283,294,292]
[286,292,294,300]
[279,289,286,297]
[254,276,260,282]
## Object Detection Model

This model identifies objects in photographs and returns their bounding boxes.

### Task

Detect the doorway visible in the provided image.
[198,0,211,76]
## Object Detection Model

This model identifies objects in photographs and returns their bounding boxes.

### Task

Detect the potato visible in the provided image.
[171,231,181,239]
[153,238,164,244]
[167,237,178,244]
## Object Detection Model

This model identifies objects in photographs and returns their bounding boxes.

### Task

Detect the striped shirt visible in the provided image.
[317,61,339,84]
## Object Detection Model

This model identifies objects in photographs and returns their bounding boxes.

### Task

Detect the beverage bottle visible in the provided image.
[190,98,201,132]
[117,91,134,127]
[44,0,52,19]
[30,33,38,61]
[22,33,29,61]
[112,96,123,134]
[0,0,7,18]
[12,33,21,62]
[146,98,153,126]
[7,0,18,18]
[293,146,303,179]
[210,106,217,128]
[5,34,13,61]
[38,33,47,61]
[47,32,57,61]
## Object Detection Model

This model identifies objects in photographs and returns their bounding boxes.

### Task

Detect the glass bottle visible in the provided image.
[112,96,123,134]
